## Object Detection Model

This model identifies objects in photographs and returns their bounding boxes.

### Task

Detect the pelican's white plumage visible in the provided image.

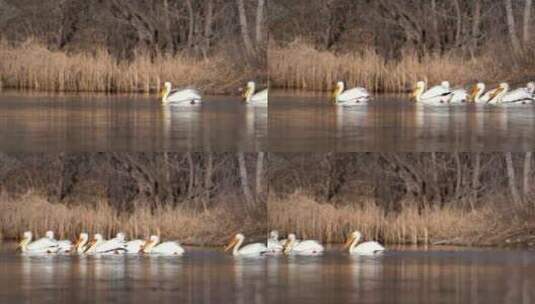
[161,81,202,105]
[499,83,534,104]
[343,231,385,255]
[412,81,450,105]
[283,233,324,255]
[142,235,184,255]
[446,88,468,104]
[267,230,285,254]
[225,233,268,256]
[333,81,370,105]
[125,239,146,254]
[85,233,125,254]
[18,231,58,254]
[45,231,73,254]
[526,82,535,96]
[243,81,268,105]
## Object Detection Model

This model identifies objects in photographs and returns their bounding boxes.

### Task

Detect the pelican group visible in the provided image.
[160,81,202,105]
[282,233,324,255]
[266,230,285,254]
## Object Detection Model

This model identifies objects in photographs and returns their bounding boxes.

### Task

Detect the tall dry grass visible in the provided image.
[269,192,491,245]
[0,193,264,245]
[269,40,503,93]
[0,40,246,94]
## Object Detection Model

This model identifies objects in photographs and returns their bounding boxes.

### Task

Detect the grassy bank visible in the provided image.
[269,40,534,93]
[268,192,535,247]
[0,193,265,246]
[0,40,254,94]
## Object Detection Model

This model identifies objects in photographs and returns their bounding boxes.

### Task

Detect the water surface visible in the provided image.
[269,92,535,151]
[0,92,267,151]
[1,243,533,303]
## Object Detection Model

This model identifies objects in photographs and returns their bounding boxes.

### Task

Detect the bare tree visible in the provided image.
[523,152,532,197]
[524,0,533,45]
[237,153,255,207]
[504,0,522,54]
[236,0,255,56]
[505,152,522,205]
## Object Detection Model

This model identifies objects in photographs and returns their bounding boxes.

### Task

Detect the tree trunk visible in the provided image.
[431,0,441,53]
[524,0,533,45]
[162,0,173,54]
[523,152,532,197]
[453,0,462,48]
[505,0,523,54]
[238,153,254,207]
[187,153,195,198]
[255,0,265,45]
[255,152,265,197]
[454,153,462,199]
[471,153,480,210]
[186,0,195,50]
[236,0,255,56]
[505,152,522,205]
[471,0,481,58]
[202,0,213,59]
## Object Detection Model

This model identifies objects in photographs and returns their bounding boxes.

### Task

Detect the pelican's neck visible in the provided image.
[245,84,255,102]
[233,237,244,256]
[20,236,32,252]
[349,235,361,253]
[161,86,170,103]
[495,86,509,102]
[77,238,88,254]
[414,86,425,103]
[144,238,160,253]
[474,87,484,103]
[284,239,295,254]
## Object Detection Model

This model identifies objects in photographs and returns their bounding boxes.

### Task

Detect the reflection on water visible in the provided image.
[0,246,267,303]
[267,247,535,304]
[1,244,533,303]
[269,93,535,151]
[0,92,267,151]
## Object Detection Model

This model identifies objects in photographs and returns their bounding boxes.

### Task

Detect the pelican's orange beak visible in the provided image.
[342,236,354,250]
[224,237,238,252]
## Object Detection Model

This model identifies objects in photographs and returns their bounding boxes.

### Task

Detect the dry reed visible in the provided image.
[0,193,264,246]
[0,39,246,94]
[269,40,503,93]
[268,192,489,245]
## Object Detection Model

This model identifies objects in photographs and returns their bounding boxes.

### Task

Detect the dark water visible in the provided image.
[269,92,535,152]
[1,243,534,304]
[0,92,267,151]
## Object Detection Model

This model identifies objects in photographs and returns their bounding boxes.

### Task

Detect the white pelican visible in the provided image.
[526,82,535,96]
[332,81,370,105]
[160,81,202,105]
[18,231,58,254]
[445,88,468,104]
[343,231,385,255]
[85,233,126,254]
[141,235,184,255]
[267,230,285,254]
[224,233,268,256]
[412,81,451,105]
[242,81,268,105]
[283,233,324,255]
[45,231,73,254]
[74,232,90,254]
[488,83,534,104]
[125,238,146,254]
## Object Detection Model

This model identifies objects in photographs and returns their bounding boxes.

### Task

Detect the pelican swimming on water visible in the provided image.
[125,237,146,254]
[267,230,285,254]
[488,83,534,104]
[343,231,385,255]
[18,231,58,254]
[45,231,73,254]
[283,233,324,255]
[469,82,488,104]
[85,233,126,255]
[160,81,202,105]
[225,233,268,256]
[141,235,185,255]
[412,81,451,105]
[242,81,268,105]
[332,81,370,105]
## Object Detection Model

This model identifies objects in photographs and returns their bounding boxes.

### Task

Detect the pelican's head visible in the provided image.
[469,82,485,102]
[332,81,345,101]
[18,231,32,251]
[45,230,54,239]
[488,83,508,103]
[242,81,256,102]
[441,81,450,89]
[160,82,172,101]
[411,81,426,102]
[85,233,103,252]
[141,235,160,253]
[224,233,244,252]
[342,231,362,250]
[269,230,279,239]
[526,82,535,94]
[74,232,89,252]
[115,232,126,241]
[282,233,297,254]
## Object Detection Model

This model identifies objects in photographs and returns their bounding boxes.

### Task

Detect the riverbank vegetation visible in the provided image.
[269,0,535,92]
[0,0,266,93]
[268,153,535,247]
[0,153,267,245]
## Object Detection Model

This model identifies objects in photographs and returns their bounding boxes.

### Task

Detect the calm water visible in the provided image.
[1,243,533,303]
[0,92,267,151]
[269,92,535,152]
